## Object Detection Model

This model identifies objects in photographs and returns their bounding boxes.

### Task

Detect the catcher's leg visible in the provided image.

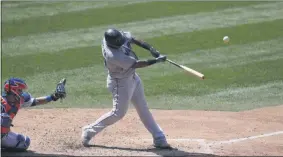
[1,132,31,152]
[131,74,170,148]
[82,77,135,146]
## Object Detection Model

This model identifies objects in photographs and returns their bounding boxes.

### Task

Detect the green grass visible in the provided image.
[2,1,265,38]
[146,58,283,97]
[2,1,64,8]
[2,1,283,111]
[3,19,283,79]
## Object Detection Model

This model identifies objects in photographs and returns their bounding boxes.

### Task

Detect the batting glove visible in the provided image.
[156,55,167,62]
[149,47,160,58]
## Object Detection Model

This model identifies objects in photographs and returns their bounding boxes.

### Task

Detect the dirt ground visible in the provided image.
[2,105,283,156]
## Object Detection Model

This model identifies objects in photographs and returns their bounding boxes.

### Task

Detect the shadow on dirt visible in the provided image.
[2,145,219,157]
[89,144,219,157]
[1,150,79,157]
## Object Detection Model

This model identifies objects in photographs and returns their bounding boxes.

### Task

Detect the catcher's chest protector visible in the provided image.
[1,97,21,120]
[1,97,21,135]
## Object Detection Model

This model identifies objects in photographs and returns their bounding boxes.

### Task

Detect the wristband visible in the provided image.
[46,95,53,102]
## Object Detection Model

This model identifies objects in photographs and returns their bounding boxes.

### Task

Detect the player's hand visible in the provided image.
[156,55,167,63]
[149,47,160,58]
[51,78,67,101]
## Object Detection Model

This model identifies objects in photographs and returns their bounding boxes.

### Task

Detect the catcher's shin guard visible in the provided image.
[1,134,30,152]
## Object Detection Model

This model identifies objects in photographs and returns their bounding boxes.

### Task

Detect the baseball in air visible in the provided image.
[223,36,230,43]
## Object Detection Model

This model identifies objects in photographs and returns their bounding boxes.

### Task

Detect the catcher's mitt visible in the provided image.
[52,78,67,101]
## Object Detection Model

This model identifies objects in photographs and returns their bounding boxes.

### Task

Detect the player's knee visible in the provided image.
[16,134,31,151]
[113,108,127,120]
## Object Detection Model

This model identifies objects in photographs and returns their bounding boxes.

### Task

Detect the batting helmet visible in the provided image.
[3,78,28,103]
[104,28,126,49]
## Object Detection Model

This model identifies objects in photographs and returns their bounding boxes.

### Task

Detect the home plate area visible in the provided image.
[2,105,283,156]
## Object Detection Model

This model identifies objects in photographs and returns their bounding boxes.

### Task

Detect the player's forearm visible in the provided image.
[132,59,158,69]
[132,38,160,58]
[131,38,152,50]
[31,95,57,106]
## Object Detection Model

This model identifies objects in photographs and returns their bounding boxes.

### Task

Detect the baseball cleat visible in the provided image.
[81,127,92,147]
[153,136,172,149]
[81,136,91,147]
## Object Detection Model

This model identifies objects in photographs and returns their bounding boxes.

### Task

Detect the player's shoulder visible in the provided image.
[22,92,32,103]
[20,92,35,108]
[120,31,133,40]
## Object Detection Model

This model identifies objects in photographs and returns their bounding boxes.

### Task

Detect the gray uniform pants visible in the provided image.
[83,73,164,139]
[1,131,30,151]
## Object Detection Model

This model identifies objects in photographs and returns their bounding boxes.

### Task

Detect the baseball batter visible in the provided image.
[81,28,171,149]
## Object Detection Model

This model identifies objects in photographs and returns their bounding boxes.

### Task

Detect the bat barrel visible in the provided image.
[166,59,205,79]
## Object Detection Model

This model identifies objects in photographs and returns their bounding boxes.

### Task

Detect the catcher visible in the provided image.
[1,77,67,152]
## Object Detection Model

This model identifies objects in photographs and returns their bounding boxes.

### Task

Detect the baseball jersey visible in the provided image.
[102,31,139,79]
[1,92,34,135]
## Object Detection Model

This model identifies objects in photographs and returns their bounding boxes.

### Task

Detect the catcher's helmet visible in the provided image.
[104,28,126,49]
[3,78,28,103]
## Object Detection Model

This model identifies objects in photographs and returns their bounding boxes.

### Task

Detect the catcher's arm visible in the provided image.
[30,78,67,106]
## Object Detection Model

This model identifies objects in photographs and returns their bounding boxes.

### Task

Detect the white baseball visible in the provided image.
[223,36,230,43]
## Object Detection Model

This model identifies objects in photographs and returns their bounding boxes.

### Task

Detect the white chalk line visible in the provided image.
[209,131,283,145]
[198,139,214,154]
[142,131,283,154]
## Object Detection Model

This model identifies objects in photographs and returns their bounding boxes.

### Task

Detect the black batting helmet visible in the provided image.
[104,28,126,49]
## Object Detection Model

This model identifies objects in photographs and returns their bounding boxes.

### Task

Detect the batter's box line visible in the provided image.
[209,130,283,145]
[142,131,283,145]
[142,131,283,154]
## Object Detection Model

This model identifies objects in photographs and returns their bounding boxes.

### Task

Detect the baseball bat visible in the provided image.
[166,59,205,79]
[121,45,204,79]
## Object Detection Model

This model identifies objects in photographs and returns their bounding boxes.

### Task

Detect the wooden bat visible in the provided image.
[121,45,204,79]
[166,59,205,79]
